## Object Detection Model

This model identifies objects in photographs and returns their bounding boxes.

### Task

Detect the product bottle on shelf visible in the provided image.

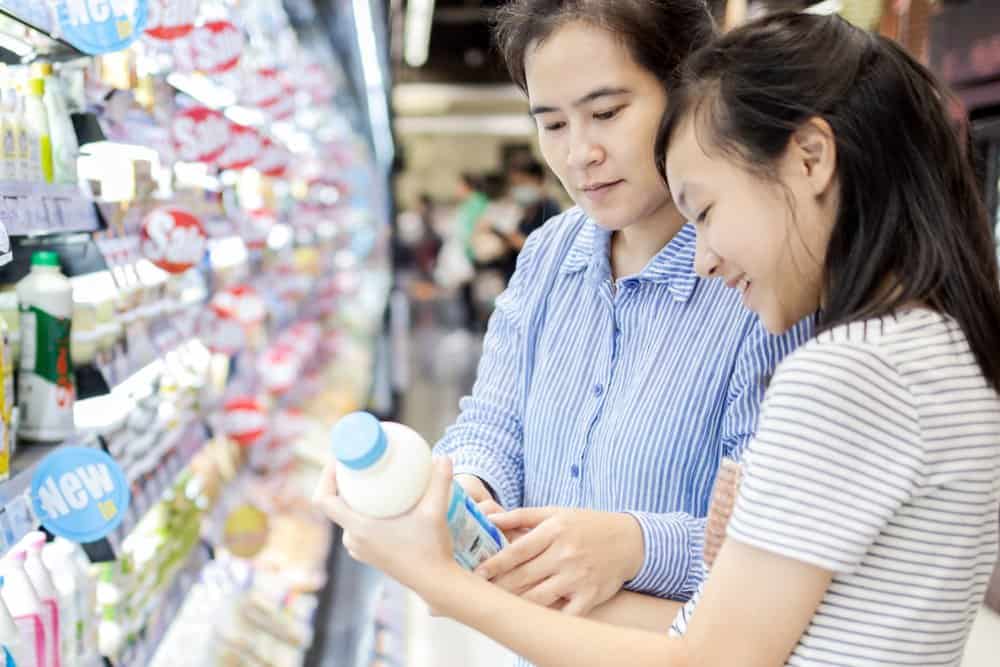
[23,78,52,184]
[0,318,10,483]
[20,538,61,667]
[6,88,29,183]
[1,551,48,667]
[17,251,75,443]
[0,577,27,667]
[41,542,82,667]
[0,89,15,183]
[51,540,95,663]
[33,65,77,186]
[330,412,508,570]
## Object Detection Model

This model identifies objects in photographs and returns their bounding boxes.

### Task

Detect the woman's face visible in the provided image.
[664,116,838,333]
[524,21,671,231]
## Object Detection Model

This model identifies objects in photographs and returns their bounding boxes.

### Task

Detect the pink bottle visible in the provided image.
[0,550,46,667]
[22,534,61,667]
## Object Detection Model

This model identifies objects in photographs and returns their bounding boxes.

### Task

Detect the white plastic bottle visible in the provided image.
[23,78,52,184]
[6,89,29,183]
[330,412,507,570]
[1,551,48,667]
[0,578,27,667]
[17,251,75,442]
[34,65,77,186]
[51,540,94,663]
[0,90,14,183]
[20,539,60,667]
[42,542,81,667]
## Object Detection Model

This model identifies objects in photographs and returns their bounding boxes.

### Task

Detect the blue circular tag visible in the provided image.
[56,0,149,55]
[30,447,131,544]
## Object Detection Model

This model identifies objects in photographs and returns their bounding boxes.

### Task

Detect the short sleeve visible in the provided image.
[727,340,924,575]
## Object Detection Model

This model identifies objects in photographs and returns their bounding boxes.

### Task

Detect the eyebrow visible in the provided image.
[529,86,632,116]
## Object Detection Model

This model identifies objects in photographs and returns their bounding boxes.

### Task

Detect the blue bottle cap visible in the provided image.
[331,412,388,471]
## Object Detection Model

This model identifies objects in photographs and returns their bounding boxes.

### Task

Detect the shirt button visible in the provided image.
[570,465,580,478]
[593,384,604,397]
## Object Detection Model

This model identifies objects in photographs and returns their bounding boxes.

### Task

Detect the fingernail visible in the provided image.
[475,567,489,579]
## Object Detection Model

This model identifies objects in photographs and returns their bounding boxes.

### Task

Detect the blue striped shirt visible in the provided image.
[434,207,811,600]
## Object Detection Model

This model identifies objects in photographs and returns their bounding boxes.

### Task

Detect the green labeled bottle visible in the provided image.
[17,251,74,442]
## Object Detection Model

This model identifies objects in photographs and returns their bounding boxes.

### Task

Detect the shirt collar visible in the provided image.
[560,220,699,303]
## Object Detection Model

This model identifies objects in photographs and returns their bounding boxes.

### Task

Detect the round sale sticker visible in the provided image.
[30,447,131,543]
[212,285,266,326]
[56,0,148,55]
[172,107,230,163]
[222,396,267,446]
[239,209,275,250]
[184,20,243,74]
[255,139,290,179]
[141,207,207,273]
[242,68,284,109]
[145,0,198,40]
[216,123,262,172]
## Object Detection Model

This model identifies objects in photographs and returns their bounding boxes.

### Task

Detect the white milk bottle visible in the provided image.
[1,552,47,667]
[330,411,507,570]
[17,251,75,442]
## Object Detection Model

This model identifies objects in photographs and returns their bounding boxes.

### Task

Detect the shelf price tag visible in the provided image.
[55,0,149,55]
[30,447,130,543]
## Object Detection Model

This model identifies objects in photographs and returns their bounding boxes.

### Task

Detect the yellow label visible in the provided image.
[39,134,53,184]
[117,21,133,39]
[98,499,118,519]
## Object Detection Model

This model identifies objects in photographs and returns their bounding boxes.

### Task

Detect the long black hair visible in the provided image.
[656,11,1000,392]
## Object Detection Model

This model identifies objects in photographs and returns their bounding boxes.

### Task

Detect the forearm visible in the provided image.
[428,565,688,667]
[587,592,683,633]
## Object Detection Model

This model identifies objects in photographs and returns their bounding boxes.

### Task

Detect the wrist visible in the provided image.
[422,561,481,614]
[617,513,645,582]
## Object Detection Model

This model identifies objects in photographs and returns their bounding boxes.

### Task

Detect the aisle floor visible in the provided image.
[401,322,1000,667]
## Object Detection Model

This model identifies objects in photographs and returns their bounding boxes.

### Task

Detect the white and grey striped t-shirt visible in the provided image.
[671,309,1000,665]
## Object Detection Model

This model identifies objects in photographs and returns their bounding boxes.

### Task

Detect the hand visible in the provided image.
[704,459,743,568]
[478,508,644,617]
[313,457,463,595]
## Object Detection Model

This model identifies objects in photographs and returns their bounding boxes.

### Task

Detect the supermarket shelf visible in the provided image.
[0,181,101,236]
[107,420,210,552]
[0,2,88,63]
[114,544,212,667]
[0,431,102,554]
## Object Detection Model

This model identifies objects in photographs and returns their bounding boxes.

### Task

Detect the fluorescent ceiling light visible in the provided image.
[804,0,843,15]
[395,113,536,136]
[0,33,35,61]
[166,72,237,109]
[404,0,435,68]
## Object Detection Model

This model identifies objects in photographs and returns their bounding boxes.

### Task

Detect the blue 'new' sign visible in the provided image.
[30,447,130,543]
[56,0,148,55]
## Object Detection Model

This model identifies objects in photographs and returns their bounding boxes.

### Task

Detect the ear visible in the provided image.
[790,117,837,197]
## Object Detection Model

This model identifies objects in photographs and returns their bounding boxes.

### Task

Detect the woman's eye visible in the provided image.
[543,121,566,132]
[594,106,625,121]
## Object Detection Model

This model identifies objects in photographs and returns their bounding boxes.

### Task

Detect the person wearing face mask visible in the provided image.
[505,159,563,252]
[417,0,810,645]
[316,11,1000,666]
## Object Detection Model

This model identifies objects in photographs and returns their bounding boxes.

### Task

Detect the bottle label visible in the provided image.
[40,599,59,667]
[13,613,44,667]
[18,306,74,438]
[39,135,52,184]
[447,482,508,570]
